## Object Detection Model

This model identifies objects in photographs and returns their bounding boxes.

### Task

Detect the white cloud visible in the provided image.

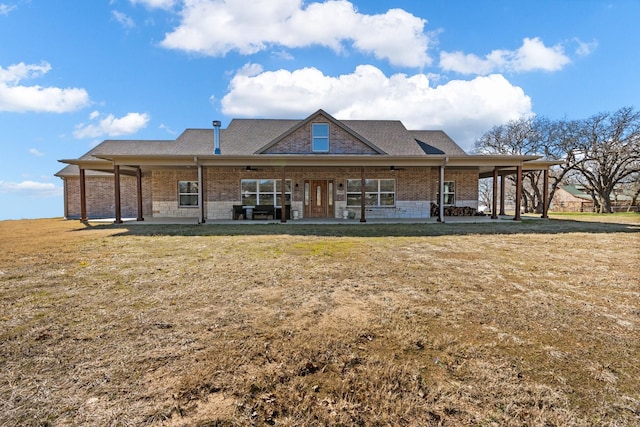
[236,62,263,77]
[0,62,52,84]
[159,123,178,134]
[221,64,532,150]
[130,0,177,9]
[440,37,571,75]
[29,148,44,157]
[160,0,431,67]
[0,61,90,113]
[112,10,135,28]
[0,4,17,15]
[73,111,150,139]
[574,38,598,57]
[271,49,294,61]
[0,180,63,198]
[350,7,430,68]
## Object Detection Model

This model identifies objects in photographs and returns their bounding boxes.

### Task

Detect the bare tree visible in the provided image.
[533,118,583,210]
[628,176,640,212]
[474,117,580,213]
[475,109,640,214]
[570,107,640,213]
[474,117,537,155]
[474,118,539,211]
[478,178,493,210]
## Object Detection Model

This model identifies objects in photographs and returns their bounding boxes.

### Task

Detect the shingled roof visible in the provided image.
[57,110,469,176]
[168,114,466,156]
[216,119,300,155]
[409,130,467,156]
[55,140,173,177]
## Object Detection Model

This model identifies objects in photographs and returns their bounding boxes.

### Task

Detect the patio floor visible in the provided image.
[87,214,541,225]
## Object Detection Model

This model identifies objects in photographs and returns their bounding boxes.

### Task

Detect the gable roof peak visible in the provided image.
[255,109,387,155]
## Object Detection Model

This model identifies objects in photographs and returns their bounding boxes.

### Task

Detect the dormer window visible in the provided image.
[312,123,329,152]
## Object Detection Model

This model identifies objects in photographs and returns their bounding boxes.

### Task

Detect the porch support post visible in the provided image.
[360,166,366,222]
[79,168,88,222]
[63,178,69,219]
[136,167,144,221]
[438,164,445,223]
[491,167,498,219]
[198,164,205,224]
[541,167,549,219]
[514,164,523,221]
[114,164,123,224]
[280,166,287,223]
[499,173,506,216]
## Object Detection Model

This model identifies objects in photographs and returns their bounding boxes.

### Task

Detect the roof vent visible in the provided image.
[212,120,222,155]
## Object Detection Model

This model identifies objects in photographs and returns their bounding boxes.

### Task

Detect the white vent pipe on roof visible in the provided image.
[212,120,222,155]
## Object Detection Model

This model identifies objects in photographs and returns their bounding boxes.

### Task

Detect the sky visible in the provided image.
[0,0,638,220]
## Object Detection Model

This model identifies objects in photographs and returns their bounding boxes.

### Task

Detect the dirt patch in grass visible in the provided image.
[0,215,639,426]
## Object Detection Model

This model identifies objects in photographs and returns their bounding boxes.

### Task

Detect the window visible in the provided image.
[437,181,455,205]
[178,181,198,207]
[312,123,329,152]
[241,179,292,206]
[346,179,395,207]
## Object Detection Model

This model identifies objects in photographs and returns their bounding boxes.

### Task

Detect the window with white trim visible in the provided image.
[437,181,456,205]
[178,181,199,207]
[241,179,292,206]
[312,123,329,152]
[346,179,395,207]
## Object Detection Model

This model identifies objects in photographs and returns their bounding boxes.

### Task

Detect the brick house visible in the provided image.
[56,109,553,222]
[551,185,595,212]
[551,185,638,213]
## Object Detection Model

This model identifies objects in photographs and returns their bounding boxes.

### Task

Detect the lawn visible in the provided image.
[1,214,639,426]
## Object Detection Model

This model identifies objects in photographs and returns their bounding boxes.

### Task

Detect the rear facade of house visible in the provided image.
[57,110,545,222]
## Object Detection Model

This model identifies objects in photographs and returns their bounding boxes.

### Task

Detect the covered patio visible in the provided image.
[60,155,557,225]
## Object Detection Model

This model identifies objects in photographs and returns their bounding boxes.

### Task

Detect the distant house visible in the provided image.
[56,109,554,222]
[551,185,638,213]
[551,185,595,212]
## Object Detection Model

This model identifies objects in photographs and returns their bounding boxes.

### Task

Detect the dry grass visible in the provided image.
[0,214,638,426]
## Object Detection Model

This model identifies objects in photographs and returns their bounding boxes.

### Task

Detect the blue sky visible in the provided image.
[0,0,638,220]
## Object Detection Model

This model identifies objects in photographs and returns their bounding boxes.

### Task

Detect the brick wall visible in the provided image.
[151,169,200,217]
[62,166,479,220]
[63,174,151,219]
[263,122,378,154]
[200,166,478,219]
[206,167,245,202]
[152,169,198,201]
[429,167,479,208]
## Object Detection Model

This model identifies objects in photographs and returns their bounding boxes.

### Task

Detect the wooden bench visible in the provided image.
[233,205,291,220]
[252,205,275,219]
